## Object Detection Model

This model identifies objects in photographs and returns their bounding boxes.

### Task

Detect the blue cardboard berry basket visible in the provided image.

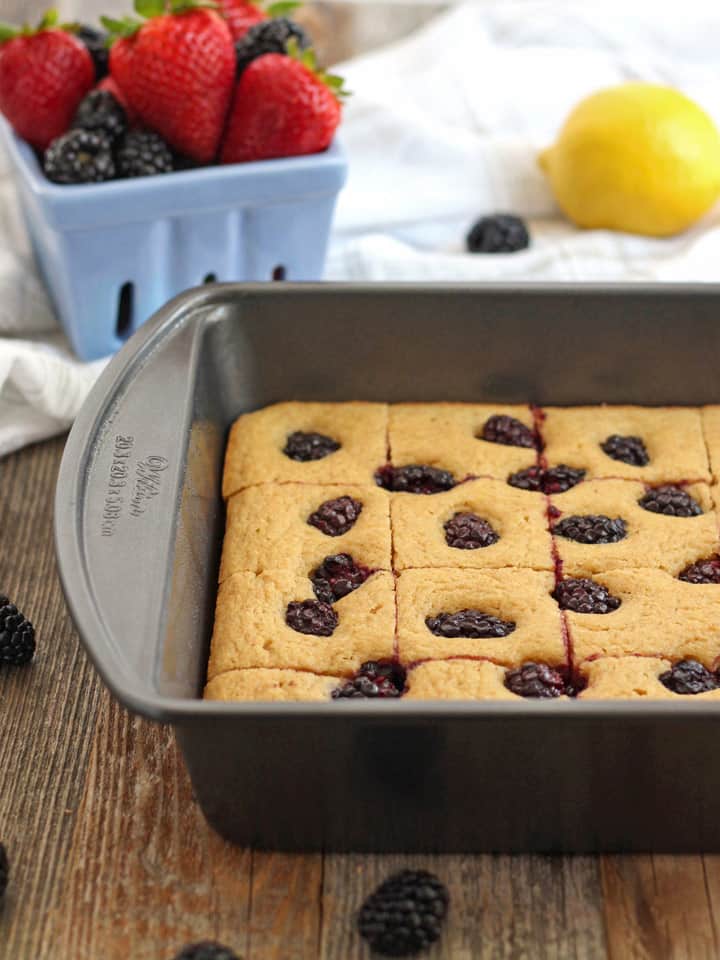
[0,118,347,360]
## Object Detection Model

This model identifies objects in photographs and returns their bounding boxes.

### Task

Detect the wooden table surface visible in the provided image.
[2,438,720,960]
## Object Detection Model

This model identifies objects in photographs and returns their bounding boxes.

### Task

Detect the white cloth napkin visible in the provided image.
[0,146,107,457]
[2,0,720,457]
[326,0,720,281]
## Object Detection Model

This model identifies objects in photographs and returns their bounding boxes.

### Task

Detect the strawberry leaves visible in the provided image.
[102,0,219,44]
[170,0,218,13]
[265,1,301,16]
[323,71,349,99]
[0,8,71,42]
[133,0,219,13]
[134,0,166,15]
[285,36,349,100]
[38,8,60,29]
[167,0,219,12]
[0,24,20,42]
[100,14,143,39]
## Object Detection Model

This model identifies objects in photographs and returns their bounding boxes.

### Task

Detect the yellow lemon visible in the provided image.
[539,83,720,236]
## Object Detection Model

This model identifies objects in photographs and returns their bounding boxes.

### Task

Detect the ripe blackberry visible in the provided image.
[553,514,627,544]
[565,672,588,698]
[425,609,515,639]
[235,18,311,75]
[43,129,115,184]
[659,659,719,695]
[375,464,456,495]
[505,662,567,698]
[552,577,621,614]
[638,485,702,517]
[466,214,530,254]
[116,130,174,178]
[678,557,720,584]
[307,495,362,536]
[310,554,371,603]
[171,944,240,960]
[285,599,337,636]
[357,869,449,957]
[508,464,585,494]
[0,596,36,666]
[480,414,537,449]
[443,511,499,549]
[75,25,109,79]
[600,434,649,467]
[73,89,126,140]
[283,431,340,462]
[0,843,8,899]
[332,660,406,699]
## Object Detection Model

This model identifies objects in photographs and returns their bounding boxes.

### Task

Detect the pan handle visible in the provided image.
[55,305,211,711]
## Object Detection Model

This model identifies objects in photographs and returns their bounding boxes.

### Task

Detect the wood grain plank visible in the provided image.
[322,853,607,960]
[699,856,720,948]
[602,855,720,960]
[52,696,252,960]
[247,852,323,959]
[0,438,104,959]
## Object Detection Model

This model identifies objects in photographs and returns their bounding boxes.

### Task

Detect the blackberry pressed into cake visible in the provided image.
[205,402,720,703]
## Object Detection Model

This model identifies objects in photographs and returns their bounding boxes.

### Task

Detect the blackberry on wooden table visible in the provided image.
[357,869,449,957]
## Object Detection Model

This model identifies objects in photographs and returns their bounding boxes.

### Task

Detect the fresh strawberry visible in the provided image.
[0,10,94,150]
[105,0,235,164]
[220,45,345,163]
[218,0,267,40]
[96,75,139,126]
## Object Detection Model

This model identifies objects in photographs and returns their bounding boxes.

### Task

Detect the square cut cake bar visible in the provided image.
[549,479,717,577]
[541,405,710,483]
[207,570,396,677]
[395,568,566,665]
[577,656,720,700]
[390,479,552,572]
[387,403,538,482]
[205,668,341,702]
[219,483,392,582]
[564,569,720,665]
[404,660,519,700]
[222,402,389,497]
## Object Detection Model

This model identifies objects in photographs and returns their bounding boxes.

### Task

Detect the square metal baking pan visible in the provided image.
[55,283,720,852]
